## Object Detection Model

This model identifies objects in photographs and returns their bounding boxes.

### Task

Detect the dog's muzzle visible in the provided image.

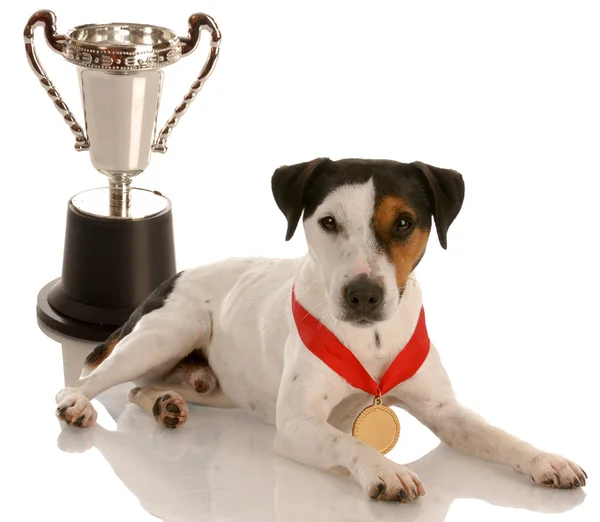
[343,275,384,324]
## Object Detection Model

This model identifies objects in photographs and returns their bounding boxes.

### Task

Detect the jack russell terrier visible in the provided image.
[55,158,587,502]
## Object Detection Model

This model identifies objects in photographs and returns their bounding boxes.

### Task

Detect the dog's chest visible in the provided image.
[338,326,409,384]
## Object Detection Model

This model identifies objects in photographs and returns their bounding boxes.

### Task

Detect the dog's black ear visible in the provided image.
[271,157,330,241]
[412,162,465,250]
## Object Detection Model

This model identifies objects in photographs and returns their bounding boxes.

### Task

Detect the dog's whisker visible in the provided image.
[304,279,319,292]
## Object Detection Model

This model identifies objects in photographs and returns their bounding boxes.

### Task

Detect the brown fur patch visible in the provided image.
[83,332,121,371]
[374,196,430,288]
[167,349,219,394]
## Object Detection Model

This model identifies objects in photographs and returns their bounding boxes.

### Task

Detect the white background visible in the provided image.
[2,1,599,521]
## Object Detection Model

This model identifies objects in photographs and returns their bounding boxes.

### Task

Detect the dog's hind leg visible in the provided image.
[56,274,213,428]
[126,352,233,429]
[128,387,189,429]
[127,383,235,429]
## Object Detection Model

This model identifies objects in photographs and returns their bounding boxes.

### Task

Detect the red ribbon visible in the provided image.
[291,286,430,397]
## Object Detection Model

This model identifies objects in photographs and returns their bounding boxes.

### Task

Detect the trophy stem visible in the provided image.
[108,175,132,218]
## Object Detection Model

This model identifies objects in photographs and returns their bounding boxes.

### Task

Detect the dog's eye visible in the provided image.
[392,217,413,236]
[319,216,338,232]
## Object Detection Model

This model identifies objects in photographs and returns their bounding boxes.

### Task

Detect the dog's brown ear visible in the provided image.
[271,158,330,241]
[412,162,465,250]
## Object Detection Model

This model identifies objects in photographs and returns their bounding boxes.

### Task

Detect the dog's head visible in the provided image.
[272,158,465,326]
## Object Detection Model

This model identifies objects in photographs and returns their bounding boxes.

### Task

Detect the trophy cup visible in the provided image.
[25,10,221,341]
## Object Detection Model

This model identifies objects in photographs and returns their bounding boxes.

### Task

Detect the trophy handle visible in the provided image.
[152,13,221,153]
[24,10,90,151]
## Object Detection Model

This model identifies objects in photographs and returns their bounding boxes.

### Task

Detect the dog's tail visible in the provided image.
[80,326,124,379]
[79,272,185,379]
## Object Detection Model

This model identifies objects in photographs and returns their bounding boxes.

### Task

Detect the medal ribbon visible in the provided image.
[291,286,430,397]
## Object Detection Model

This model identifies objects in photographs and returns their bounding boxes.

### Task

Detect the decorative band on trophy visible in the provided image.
[62,42,183,71]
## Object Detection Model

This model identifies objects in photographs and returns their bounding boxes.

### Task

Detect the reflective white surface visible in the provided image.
[4,318,593,522]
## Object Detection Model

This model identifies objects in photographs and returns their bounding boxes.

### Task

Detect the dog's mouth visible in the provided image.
[338,313,383,327]
[353,319,376,328]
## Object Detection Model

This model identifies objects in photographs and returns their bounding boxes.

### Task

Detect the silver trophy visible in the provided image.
[25,10,221,340]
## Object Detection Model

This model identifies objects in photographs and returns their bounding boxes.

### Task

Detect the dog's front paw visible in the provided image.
[56,389,97,428]
[362,464,425,502]
[525,453,587,489]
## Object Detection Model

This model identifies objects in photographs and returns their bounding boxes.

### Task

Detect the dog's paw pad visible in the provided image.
[152,393,188,429]
[528,454,587,489]
[56,394,97,428]
[366,466,425,502]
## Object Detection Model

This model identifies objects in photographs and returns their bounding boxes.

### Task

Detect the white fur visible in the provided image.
[302,180,401,321]
[55,180,586,500]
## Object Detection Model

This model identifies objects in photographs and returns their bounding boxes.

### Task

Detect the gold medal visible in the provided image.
[292,289,429,456]
[352,396,400,454]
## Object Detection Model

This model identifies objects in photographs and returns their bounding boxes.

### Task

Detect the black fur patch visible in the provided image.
[83,271,183,369]
[120,271,184,338]
[271,158,464,250]
[177,349,209,368]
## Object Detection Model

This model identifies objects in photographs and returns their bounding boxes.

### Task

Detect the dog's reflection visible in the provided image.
[53,329,585,522]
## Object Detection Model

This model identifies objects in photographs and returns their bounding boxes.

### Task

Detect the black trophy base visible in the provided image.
[37,279,118,341]
[37,187,176,342]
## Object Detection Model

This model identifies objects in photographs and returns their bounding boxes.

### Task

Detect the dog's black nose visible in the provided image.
[345,276,383,314]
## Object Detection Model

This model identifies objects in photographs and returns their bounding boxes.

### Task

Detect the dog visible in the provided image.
[55,158,587,502]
